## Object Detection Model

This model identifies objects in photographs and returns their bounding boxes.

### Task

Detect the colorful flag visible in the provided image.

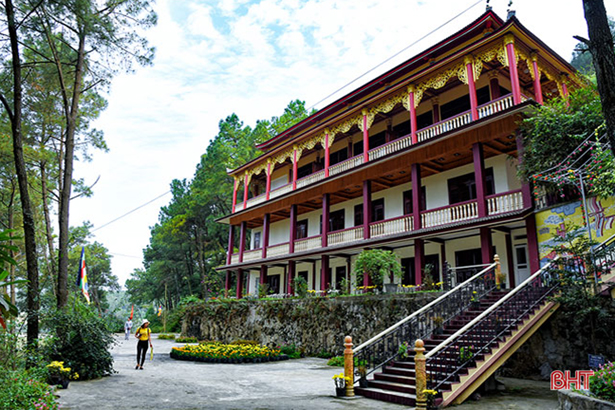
[157,305,162,317]
[76,247,90,304]
[129,305,134,320]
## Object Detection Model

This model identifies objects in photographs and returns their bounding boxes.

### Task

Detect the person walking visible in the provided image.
[135,319,152,370]
[124,318,133,340]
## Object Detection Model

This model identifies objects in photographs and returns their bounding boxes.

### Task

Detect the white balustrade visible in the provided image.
[296,170,325,189]
[327,227,363,246]
[478,95,514,119]
[421,201,478,228]
[487,191,524,215]
[234,203,244,212]
[242,249,262,262]
[294,236,322,252]
[245,194,266,210]
[370,216,413,238]
[329,155,364,176]
[368,136,413,161]
[269,183,293,200]
[230,254,239,264]
[267,243,289,258]
[416,112,472,142]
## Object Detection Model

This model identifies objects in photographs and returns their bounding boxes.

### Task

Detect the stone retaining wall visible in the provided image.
[558,390,615,410]
[181,293,438,355]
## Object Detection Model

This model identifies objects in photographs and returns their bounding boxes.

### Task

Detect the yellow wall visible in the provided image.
[535,196,615,264]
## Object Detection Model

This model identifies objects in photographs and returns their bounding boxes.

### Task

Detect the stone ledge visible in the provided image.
[558,390,615,410]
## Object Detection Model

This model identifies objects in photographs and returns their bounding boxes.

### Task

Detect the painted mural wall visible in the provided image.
[536,196,615,265]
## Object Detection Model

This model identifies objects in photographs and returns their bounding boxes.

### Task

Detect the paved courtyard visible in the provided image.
[56,334,558,410]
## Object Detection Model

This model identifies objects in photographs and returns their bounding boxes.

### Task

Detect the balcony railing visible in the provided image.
[478,94,514,119]
[370,215,413,238]
[296,170,325,189]
[231,253,239,264]
[245,194,266,209]
[368,135,413,161]
[269,183,293,200]
[329,154,364,177]
[294,235,322,252]
[243,248,262,262]
[267,242,289,258]
[421,200,478,228]
[328,226,363,246]
[417,110,472,142]
[487,190,524,215]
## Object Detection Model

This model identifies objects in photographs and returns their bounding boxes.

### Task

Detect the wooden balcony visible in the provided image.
[237,94,526,213]
[227,189,526,267]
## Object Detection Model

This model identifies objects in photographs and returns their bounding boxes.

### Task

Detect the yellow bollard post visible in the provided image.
[344,336,355,397]
[494,254,501,289]
[415,339,427,410]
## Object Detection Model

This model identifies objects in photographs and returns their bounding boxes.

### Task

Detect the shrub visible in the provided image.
[278,343,301,359]
[327,356,345,367]
[230,339,259,346]
[293,276,308,298]
[176,336,197,343]
[590,361,615,403]
[170,342,280,361]
[0,368,59,410]
[315,349,334,359]
[158,334,176,340]
[43,298,115,380]
[354,249,402,288]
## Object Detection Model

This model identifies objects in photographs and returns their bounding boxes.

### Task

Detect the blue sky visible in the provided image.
[69,0,614,286]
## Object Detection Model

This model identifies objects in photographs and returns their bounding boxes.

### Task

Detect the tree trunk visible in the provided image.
[582,0,615,153]
[57,32,86,308]
[40,161,57,297]
[4,0,39,347]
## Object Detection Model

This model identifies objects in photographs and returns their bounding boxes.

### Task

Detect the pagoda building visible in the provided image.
[216,9,580,298]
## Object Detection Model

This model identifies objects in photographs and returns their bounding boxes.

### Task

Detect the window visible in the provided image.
[393,121,410,138]
[447,167,494,205]
[372,198,385,222]
[266,274,280,294]
[329,209,345,232]
[402,187,426,215]
[416,111,433,130]
[296,220,308,239]
[253,232,261,249]
[401,258,415,285]
[440,86,490,120]
[329,148,348,166]
[297,163,313,179]
[353,140,363,157]
[354,204,363,226]
[369,131,386,150]
[335,266,347,290]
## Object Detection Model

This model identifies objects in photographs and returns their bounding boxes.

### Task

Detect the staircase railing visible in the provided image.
[352,262,497,383]
[424,258,564,392]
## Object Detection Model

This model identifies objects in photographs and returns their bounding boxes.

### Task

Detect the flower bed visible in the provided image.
[170,342,286,363]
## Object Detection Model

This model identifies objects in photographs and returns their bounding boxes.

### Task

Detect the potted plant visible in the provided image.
[458,345,474,365]
[423,389,439,410]
[470,291,480,309]
[46,361,79,389]
[496,272,507,289]
[356,359,369,387]
[332,373,350,397]
[354,249,402,292]
[432,316,444,335]
[398,341,410,360]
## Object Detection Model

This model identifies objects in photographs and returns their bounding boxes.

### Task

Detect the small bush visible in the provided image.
[230,339,259,346]
[293,277,308,298]
[278,343,301,359]
[590,361,615,403]
[158,334,176,340]
[327,356,344,366]
[315,349,334,359]
[0,368,59,410]
[176,336,198,343]
[43,298,115,380]
[170,342,280,361]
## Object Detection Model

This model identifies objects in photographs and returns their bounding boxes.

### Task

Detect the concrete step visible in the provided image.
[354,386,416,406]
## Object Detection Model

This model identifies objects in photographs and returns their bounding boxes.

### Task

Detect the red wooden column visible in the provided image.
[504,34,522,105]
[242,173,249,209]
[362,180,372,240]
[408,85,418,144]
[265,162,272,200]
[516,132,533,208]
[238,221,247,263]
[362,109,369,163]
[525,214,540,273]
[292,146,298,190]
[231,178,239,213]
[289,205,297,253]
[236,269,243,299]
[321,255,330,291]
[322,194,330,247]
[226,225,234,265]
[480,227,493,265]
[472,143,487,218]
[288,261,295,294]
[489,72,500,99]
[465,56,479,120]
[324,129,331,177]
[259,265,267,286]
[411,164,422,230]
[262,213,270,259]
[530,54,543,104]
[414,239,424,285]
[363,270,371,290]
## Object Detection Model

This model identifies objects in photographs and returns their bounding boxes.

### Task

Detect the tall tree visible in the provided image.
[577,0,615,154]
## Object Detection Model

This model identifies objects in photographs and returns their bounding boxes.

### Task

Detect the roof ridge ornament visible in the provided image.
[506,1,515,20]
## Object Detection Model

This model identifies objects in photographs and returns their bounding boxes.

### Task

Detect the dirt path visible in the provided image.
[56,334,558,410]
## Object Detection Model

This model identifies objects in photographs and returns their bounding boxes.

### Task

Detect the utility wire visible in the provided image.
[91,190,171,233]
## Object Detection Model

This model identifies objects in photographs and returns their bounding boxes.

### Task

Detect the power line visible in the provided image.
[108,252,142,259]
[91,190,171,233]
